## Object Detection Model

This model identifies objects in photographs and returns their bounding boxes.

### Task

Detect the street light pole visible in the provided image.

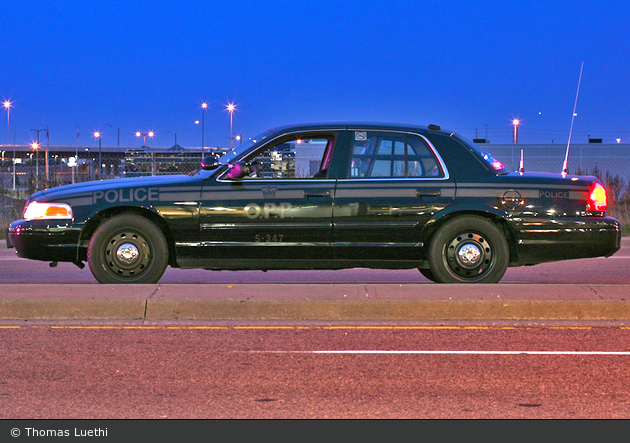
[45,127,49,183]
[167,131,177,146]
[94,132,102,178]
[3,100,14,190]
[226,103,236,150]
[108,124,120,147]
[201,102,207,158]
[3,100,10,146]
[31,143,39,189]
[512,119,520,144]
[135,131,154,147]
[31,128,47,188]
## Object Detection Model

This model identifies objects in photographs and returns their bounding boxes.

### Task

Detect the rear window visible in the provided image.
[349,131,445,178]
[453,133,508,173]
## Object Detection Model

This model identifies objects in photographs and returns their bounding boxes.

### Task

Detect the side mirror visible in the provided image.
[227,161,252,180]
[201,156,221,170]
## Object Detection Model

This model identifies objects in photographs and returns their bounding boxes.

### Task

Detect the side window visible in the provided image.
[349,132,444,178]
[247,136,334,179]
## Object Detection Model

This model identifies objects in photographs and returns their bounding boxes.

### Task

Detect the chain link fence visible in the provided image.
[0,150,209,235]
[2,151,204,188]
[487,143,630,178]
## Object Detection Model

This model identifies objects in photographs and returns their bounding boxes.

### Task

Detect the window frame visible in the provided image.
[216,130,339,182]
[345,130,450,180]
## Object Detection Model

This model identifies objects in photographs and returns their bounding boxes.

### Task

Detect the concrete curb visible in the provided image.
[146,299,630,321]
[0,283,629,321]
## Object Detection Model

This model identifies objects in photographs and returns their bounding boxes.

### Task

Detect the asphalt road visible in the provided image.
[1,237,629,285]
[2,324,630,419]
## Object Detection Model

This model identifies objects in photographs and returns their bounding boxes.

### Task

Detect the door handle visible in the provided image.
[304,191,331,198]
[416,189,441,197]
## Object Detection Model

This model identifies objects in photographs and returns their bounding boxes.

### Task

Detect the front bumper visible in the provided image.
[512,215,621,265]
[5,227,13,248]
[7,219,83,263]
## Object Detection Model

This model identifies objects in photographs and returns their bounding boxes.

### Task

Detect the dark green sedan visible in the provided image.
[5,122,621,283]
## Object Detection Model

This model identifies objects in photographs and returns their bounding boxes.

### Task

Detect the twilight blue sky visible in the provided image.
[2,0,629,149]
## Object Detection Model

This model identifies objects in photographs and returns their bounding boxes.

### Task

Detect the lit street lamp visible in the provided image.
[135,131,154,147]
[226,103,236,150]
[93,131,102,178]
[4,100,14,189]
[3,100,10,146]
[31,142,40,189]
[512,119,520,144]
[201,102,208,158]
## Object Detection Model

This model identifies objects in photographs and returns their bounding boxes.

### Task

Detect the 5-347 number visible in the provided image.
[254,234,284,243]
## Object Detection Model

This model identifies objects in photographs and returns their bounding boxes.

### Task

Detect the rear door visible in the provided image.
[332,129,456,261]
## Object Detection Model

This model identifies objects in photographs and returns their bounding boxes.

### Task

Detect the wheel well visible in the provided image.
[79,207,177,266]
[421,211,518,265]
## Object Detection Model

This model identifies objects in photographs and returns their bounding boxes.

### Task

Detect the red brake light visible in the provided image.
[587,182,607,212]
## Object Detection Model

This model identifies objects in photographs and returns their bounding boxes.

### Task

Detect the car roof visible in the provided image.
[265,122,450,136]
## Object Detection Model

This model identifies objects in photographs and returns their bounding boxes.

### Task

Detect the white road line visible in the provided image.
[252,350,630,356]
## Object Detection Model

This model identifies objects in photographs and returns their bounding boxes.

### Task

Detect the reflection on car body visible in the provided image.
[5,122,621,284]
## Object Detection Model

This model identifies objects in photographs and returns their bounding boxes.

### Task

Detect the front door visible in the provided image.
[196,131,342,268]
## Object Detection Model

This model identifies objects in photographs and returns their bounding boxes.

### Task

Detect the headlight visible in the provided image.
[23,202,73,221]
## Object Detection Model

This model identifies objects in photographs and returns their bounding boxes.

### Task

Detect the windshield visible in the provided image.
[218,129,275,164]
[453,133,508,174]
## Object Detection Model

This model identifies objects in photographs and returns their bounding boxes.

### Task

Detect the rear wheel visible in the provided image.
[428,216,509,283]
[87,214,169,284]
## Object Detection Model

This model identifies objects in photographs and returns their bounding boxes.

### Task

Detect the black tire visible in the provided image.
[428,216,509,283]
[87,214,169,284]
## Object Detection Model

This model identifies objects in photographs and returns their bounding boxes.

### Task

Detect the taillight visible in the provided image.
[587,182,607,212]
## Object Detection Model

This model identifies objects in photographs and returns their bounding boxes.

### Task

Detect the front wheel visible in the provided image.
[428,216,509,283]
[87,214,169,284]
[418,268,437,282]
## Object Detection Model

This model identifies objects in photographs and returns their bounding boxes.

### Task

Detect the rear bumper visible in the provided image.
[512,216,621,265]
[7,219,83,263]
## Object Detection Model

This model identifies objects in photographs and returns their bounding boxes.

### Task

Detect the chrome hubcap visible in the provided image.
[104,231,151,278]
[445,232,494,281]
[458,244,482,267]
[116,243,139,265]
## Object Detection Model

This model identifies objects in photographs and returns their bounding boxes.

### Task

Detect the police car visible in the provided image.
[5,122,621,284]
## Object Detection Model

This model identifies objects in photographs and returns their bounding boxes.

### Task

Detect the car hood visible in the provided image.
[33,174,199,201]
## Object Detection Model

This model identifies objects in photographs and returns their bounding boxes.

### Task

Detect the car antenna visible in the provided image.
[561,61,584,178]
